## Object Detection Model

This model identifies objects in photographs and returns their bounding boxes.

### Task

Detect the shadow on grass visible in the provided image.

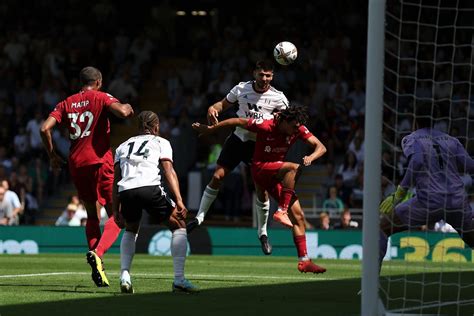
[0,278,362,316]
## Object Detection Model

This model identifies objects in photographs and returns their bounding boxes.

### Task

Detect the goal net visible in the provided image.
[377,0,474,314]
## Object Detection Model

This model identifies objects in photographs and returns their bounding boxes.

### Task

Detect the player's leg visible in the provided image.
[187,164,229,231]
[120,222,139,294]
[188,134,244,232]
[289,199,326,274]
[69,165,102,251]
[254,184,272,255]
[272,162,301,228]
[94,158,121,258]
[166,208,199,293]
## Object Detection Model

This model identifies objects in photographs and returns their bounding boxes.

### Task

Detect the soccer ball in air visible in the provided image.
[273,41,298,65]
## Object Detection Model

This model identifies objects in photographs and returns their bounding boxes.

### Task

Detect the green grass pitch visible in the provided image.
[1,254,474,315]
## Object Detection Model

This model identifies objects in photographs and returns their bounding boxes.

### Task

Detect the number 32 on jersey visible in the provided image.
[68,111,94,140]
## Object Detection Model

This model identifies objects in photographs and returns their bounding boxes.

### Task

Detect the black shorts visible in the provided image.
[119,185,176,223]
[217,133,255,170]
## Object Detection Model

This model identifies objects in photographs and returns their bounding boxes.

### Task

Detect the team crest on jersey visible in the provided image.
[254,118,264,125]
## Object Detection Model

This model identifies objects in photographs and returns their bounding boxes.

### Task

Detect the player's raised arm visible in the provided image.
[207,98,233,125]
[302,135,327,166]
[192,117,249,136]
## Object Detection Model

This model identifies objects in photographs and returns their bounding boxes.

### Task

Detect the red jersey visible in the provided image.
[246,118,313,163]
[49,89,119,168]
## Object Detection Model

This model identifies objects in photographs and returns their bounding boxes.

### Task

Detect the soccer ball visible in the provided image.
[273,41,298,65]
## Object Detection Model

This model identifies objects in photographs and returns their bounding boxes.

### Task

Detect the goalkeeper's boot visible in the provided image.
[259,235,272,255]
[298,260,326,274]
[273,210,293,228]
[172,279,200,294]
[86,250,110,287]
[186,218,200,234]
[120,279,134,294]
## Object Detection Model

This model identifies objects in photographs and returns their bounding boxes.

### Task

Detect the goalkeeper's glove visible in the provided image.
[379,185,407,215]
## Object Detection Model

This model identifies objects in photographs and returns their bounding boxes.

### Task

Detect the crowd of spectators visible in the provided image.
[2,1,471,229]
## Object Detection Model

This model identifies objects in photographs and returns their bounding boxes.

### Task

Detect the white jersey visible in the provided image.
[226,81,288,142]
[114,134,173,192]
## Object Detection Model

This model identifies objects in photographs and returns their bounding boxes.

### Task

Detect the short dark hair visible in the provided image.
[277,106,309,125]
[79,66,102,85]
[138,111,159,134]
[255,60,274,72]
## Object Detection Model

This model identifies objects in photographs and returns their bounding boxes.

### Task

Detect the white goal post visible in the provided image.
[363,0,474,315]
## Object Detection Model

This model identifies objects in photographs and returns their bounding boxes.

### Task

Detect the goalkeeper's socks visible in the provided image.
[293,235,308,258]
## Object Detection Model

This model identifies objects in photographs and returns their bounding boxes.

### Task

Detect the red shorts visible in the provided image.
[69,152,114,206]
[251,162,284,201]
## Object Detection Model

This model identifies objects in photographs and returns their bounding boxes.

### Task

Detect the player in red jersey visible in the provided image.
[40,66,134,286]
[192,106,327,273]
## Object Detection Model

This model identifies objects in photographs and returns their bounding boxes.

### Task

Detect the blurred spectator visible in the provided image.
[337,150,359,187]
[333,209,359,230]
[107,69,138,104]
[347,128,364,166]
[322,186,344,217]
[318,211,332,230]
[25,110,44,157]
[0,179,22,225]
[0,186,21,225]
[55,203,81,226]
[334,174,352,207]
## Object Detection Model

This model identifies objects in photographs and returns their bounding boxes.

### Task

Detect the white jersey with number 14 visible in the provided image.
[114,134,173,192]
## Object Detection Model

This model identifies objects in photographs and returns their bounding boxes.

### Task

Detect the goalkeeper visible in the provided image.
[379,103,474,270]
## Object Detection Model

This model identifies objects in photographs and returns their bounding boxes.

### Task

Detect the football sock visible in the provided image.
[95,215,122,257]
[121,269,131,283]
[379,231,388,271]
[293,235,308,258]
[120,230,137,272]
[255,198,270,237]
[195,186,219,224]
[171,228,187,283]
[278,188,295,212]
[85,217,101,250]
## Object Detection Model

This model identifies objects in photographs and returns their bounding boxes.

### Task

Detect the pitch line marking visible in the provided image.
[0,271,335,281]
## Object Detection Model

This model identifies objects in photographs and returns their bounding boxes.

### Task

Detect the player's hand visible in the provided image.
[302,156,313,166]
[49,152,65,172]
[123,103,134,117]
[175,201,188,220]
[192,122,212,136]
[379,185,407,215]
[207,106,219,125]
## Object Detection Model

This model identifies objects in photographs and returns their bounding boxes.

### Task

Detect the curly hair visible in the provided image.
[277,106,309,125]
[138,111,159,134]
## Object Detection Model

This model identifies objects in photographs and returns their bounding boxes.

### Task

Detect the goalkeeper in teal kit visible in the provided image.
[379,104,474,269]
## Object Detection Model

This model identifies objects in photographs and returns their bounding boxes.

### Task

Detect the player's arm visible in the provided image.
[112,163,124,228]
[109,102,134,119]
[161,160,187,219]
[40,116,65,170]
[207,98,234,125]
[192,118,249,136]
[302,135,327,166]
